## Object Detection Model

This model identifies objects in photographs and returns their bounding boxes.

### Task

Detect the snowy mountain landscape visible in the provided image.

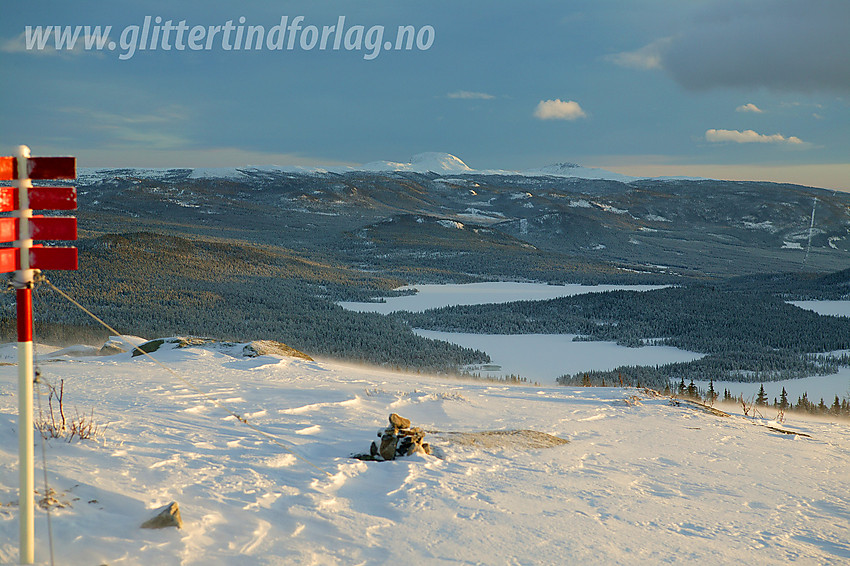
[4,0,849,563]
[0,339,848,565]
[28,156,850,388]
[1,152,849,564]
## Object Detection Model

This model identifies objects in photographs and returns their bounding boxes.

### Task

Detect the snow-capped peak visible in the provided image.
[361,152,474,174]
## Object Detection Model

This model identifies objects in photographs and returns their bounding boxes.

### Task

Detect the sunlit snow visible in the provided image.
[1,344,847,564]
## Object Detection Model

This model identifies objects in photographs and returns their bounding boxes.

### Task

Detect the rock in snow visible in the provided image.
[127,336,313,361]
[242,340,313,361]
[140,502,183,529]
[98,338,127,356]
[388,413,411,429]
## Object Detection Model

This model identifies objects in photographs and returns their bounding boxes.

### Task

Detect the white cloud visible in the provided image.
[736,103,763,113]
[0,32,29,53]
[447,90,495,100]
[705,128,805,145]
[0,30,87,56]
[533,99,586,121]
[605,37,671,70]
[63,106,187,125]
[61,106,192,149]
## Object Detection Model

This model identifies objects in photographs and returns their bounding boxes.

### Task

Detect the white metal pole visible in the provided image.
[15,144,35,565]
[17,330,33,565]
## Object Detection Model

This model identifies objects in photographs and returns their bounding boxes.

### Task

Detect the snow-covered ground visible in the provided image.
[0,341,848,565]
[338,282,666,315]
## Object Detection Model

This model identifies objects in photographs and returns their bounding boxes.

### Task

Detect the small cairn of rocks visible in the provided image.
[359,413,431,461]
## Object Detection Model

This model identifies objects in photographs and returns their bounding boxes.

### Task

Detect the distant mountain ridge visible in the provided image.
[71,159,850,282]
[78,152,659,183]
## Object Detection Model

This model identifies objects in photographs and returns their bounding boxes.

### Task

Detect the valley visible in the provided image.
[6,158,850,387]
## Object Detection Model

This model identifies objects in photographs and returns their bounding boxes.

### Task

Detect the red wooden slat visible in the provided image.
[30,216,77,241]
[29,246,78,270]
[0,157,76,180]
[29,186,77,210]
[0,248,17,273]
[0,188,15,212]
[0,187,78,211]
[24,157,76,180]
[0,157,12,181]
[0,218,16,243]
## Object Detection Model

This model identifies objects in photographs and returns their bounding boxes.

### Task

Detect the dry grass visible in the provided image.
[434,430,569,450]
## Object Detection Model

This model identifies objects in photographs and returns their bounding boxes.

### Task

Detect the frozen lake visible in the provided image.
[343,283,849,393]
[416,330,703,383]
[789,300,850,317]
[342,282,698,383]
[339,282,666,314]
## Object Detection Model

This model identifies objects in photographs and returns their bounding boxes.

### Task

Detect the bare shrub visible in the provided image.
[36,378,102,442]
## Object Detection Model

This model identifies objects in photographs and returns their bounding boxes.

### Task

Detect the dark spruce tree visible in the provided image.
[707,379,717,403]
[779,387,789,410]
[756,384,767,406]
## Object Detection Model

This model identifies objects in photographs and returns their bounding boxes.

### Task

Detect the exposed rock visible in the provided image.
[379,433,398,460]
[399,427,425,442]
[140,501,183,529]
[99,339,126,355]
[131,337,213,357]
[127,337,313,361]
[398,436,413,454]
[242,340,313,361]
[389,413,411,429]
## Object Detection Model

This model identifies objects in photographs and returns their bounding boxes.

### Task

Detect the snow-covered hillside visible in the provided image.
[1,340,847,565]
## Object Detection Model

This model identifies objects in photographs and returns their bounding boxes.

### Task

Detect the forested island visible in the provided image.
[390,284,850,387]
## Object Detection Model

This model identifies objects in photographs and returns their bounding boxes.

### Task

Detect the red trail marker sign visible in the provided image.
[1,146,78,565]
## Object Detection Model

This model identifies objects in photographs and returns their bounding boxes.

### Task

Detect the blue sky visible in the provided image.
[1,1,848,189]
